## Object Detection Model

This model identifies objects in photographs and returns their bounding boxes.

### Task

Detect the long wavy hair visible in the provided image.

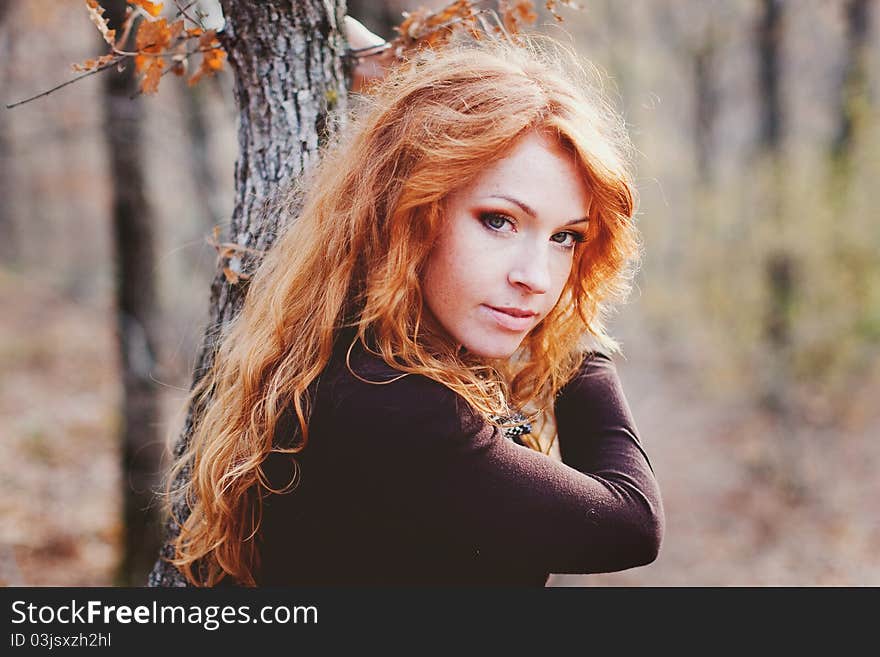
[166,35,641,586]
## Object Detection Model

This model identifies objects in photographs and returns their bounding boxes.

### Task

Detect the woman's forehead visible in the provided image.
[448,131,592,221]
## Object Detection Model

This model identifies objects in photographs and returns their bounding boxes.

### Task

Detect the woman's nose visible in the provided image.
[507,245,551,294]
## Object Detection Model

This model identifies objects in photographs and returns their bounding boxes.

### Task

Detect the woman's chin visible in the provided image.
[459,334,524,360]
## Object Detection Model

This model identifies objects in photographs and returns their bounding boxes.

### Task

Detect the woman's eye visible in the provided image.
[550,231,584,248]
[481,213,513,231]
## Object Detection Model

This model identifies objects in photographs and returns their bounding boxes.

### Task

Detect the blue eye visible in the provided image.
[551,231,585,249]
[481,213,514,231]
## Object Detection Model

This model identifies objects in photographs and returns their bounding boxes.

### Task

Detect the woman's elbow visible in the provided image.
[630,502,664,567]
[605,497,664,570]
[602,479,665,569]
[636,510,664,566]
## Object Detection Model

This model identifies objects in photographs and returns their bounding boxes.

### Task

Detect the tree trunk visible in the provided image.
[692,25,717,186]
[756,0,794,415]
[826,0,874,390]
[183,82,225,232]
[754,0,808,500]
[831,0,872,167]
[149,0,349,587]
[0,0,16,265]
[757,0,783,153]
[101,0,165,585]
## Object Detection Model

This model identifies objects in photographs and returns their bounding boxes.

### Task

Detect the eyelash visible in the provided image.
[479,212,587,250]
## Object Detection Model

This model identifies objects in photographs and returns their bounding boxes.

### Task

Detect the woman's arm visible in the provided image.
[553,352,665,572]
[327,351,664,575]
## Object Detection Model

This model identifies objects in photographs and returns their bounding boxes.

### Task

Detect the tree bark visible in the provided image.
[149,0,349,587]
[101,0,165,585]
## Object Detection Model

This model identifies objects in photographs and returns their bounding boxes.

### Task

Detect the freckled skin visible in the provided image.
[421,130,593,359]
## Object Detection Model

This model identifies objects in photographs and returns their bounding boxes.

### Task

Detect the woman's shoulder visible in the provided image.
[318,333,485,439]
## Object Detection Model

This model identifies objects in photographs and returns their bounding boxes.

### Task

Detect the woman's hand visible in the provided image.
[344,16,395,93]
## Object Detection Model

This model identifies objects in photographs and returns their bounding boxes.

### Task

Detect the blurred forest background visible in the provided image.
[1,0,878,586]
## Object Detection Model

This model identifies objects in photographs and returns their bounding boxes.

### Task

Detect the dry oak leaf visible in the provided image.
[188,48,225,86]
[188,31,226,86]
[545,0,580,21]
[168,18,185,42]
[134,53,150,72]
[71,52,117,72]
[398,0,475,42]
[130,0,164,17]
[135,17,173,54]
[85,0,116,47]
[140,57,165,94]
[197,28,220,49]
[500,0,539,32]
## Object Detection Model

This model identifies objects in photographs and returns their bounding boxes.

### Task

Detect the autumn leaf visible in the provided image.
[197,29,219,49]
[71,53,117,73]
[85,0,116,47]
[168,18,185,42]
[188,48,226,86]
[205,49,225,71]
[432,0,476,24]
[134,53,149,72]
[130,0,164,17]
[545,0,579,22]
[135,17,172,54]
[140,56,165,94]
[188,31,227,86]
[223,267,239,284]
[500,0,538,33]
[394,0,481,52]
[171,38,188,76]
[389,0,549,58]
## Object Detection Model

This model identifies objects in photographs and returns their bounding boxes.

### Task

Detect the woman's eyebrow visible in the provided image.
[486,194,589,225]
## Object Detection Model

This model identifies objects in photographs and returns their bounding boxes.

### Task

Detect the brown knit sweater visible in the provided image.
[256,333,664,586]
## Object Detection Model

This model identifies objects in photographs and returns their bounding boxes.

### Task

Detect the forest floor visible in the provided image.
[2,271,879,586]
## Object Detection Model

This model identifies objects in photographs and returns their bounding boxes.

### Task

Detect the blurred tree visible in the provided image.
[148,0,349,587]
[827,0,876,364]
[648,1,728,315]
[692,21,719,187]
[831,0,873,175]
[101,0,165,585]
[758,0,783,154]
[756,0,795,417]
[178,0,225,232]
[183,79,224,231]
[0,0,15,265]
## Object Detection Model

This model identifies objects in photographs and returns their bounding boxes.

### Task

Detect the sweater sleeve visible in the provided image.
[553,352,665,573]
[326,353,663,576]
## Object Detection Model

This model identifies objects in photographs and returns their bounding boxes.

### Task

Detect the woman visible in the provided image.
[165,32,664,587]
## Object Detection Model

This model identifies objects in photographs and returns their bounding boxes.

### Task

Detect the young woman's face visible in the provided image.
[421,130,592,359]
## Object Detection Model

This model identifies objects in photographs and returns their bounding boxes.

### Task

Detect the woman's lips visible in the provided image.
[483,305,537,332]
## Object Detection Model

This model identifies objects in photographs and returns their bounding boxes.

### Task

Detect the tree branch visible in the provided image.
[6,57,123,109]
